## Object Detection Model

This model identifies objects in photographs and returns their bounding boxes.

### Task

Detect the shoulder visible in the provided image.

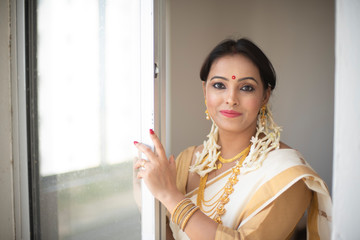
[174,145,200,195]
[261,147,316,181]
[175,144,203,165]
[174,145,198,176]
[266,141,305,166]
[175,145,197,162]
[279,141,292,149]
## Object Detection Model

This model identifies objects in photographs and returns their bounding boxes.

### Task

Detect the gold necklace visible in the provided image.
[217,150,247,169]
[196,144,251,224]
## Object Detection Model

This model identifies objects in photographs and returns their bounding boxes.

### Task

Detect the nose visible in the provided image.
[226,89,238,106]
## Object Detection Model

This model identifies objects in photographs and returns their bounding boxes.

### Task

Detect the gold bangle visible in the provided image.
[179,205,197,230]
[171,198,189,221]
[180,206,199,231]
[171,198,192,223]
[176,202,194,225]
[172,199,192,223]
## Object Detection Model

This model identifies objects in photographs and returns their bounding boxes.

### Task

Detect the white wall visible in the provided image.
[332,0,360,238]
[168,0,334,191]
[0,0,15,239]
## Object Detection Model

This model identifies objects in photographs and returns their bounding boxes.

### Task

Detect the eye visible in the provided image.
[241,85,255,92]
[212,82,226,89]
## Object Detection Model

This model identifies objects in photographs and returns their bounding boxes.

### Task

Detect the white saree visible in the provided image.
[170,147,332,240]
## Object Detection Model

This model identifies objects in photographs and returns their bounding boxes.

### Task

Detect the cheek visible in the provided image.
[206,96,218,113]
[243,97,262,114]
[205,89,221,109]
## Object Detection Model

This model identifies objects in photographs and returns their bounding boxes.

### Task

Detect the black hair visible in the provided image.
[200,38,276,91]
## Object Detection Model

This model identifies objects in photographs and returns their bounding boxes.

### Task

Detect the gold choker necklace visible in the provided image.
[217,147,249,169]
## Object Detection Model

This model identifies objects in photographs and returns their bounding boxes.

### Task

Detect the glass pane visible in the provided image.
[37,0,142,239]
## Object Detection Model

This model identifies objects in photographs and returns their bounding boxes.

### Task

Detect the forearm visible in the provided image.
[181,208,219,240]
[163,194,219,240]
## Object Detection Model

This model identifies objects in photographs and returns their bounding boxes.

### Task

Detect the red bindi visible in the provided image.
[232,75,236,79]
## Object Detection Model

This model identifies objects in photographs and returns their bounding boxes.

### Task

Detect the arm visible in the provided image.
[134,130,311,240]
[134,130,220,239]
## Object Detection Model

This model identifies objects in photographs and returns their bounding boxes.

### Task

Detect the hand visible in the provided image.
[134,129,184,211]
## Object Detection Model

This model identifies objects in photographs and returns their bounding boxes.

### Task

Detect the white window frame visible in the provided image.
[154,0,168,238]
[140,0,159,239]
[140,0,168,239]
[12,0,31,239]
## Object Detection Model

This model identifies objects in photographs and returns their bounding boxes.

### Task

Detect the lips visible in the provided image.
[220,110,242,118]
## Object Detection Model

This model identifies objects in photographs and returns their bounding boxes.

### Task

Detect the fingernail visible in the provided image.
[134,141,139,145]
[149,129,154,135]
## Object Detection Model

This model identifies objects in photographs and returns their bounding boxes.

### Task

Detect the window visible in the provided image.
[25,0,160,239]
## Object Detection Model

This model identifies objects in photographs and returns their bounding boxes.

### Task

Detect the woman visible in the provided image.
[134,38,332,239]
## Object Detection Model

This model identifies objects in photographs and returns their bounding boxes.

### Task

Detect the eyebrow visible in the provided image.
[210,76,258,83]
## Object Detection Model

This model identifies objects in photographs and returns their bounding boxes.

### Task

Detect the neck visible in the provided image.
[217,127,255,159]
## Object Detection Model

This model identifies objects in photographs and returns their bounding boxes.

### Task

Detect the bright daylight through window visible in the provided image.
[35,0,142,239]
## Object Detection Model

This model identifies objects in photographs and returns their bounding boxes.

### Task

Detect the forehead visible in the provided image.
[209,54,260,77]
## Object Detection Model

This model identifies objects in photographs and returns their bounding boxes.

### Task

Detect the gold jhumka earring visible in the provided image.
[260,105,267,127]
[205,100,210,120]
[241,104,282,174]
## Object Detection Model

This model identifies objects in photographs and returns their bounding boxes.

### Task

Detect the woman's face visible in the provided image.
[203,54,270,135]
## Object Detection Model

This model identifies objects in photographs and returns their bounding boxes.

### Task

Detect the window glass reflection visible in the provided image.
[37,0,141,239]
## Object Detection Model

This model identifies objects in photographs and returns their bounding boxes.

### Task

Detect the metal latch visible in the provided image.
[154,63,159,78]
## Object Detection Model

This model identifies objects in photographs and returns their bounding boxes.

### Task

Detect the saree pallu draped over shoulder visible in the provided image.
[170,147,332,240]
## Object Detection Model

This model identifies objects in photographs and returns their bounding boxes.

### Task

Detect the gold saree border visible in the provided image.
[176,146,196,195]
[307,192,320,240]
[235,165,320,227]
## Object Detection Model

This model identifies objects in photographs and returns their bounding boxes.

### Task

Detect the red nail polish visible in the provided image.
[149,129,154,135]
[134,141,139,145]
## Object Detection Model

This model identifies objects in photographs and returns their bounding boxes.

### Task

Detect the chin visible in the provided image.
[217,125,247,134]
[216,120,257,135]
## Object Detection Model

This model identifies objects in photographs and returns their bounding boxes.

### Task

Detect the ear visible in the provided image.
[202,81,207,98]
[262,86,271,106]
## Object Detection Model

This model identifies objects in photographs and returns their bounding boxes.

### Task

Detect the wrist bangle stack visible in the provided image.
[171,198,200,231]
[171,198,191,223]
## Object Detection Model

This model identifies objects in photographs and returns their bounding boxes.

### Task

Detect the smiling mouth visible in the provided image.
[220,110,242,118]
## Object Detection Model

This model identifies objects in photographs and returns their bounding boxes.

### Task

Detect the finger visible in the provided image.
[137,170,144,179]
[134,141,157,162]
[134,159,147,170]
[134,161,141,170]
[169,155,177,175]
[137,165,150,179]
[169,155,175,165]
[149,129,167,162]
